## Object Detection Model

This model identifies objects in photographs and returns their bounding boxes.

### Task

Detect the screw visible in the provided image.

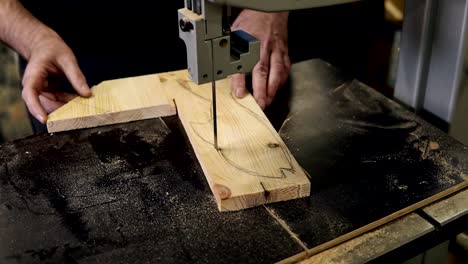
[180,18,193,32]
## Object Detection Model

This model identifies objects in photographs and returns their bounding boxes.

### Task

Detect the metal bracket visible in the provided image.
[178,1,260,84]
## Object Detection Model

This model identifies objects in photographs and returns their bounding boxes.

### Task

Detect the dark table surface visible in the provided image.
[1,59,467,264]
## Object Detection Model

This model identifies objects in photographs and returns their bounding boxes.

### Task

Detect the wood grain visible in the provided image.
[160,70,310,211]
[47,74,176,132]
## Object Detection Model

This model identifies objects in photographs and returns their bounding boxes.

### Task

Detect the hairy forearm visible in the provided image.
[0,0,56,59]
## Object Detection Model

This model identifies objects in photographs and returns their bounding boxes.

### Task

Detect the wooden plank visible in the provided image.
[160,70,310,211]
[47,74,176,132]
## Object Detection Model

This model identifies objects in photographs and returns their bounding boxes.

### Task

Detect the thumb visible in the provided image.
[57,53,91,97]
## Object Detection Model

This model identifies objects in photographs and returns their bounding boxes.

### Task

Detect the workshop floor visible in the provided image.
[0,44,32,143]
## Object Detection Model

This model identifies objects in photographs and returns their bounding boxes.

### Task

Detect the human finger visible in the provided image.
[266,50,286,106]
[252,43,271,109]
[231,73,247,98]
[56,53,91,97]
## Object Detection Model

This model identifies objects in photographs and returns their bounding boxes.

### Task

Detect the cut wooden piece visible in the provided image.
[47,74,176,132]
[160,70,310,211]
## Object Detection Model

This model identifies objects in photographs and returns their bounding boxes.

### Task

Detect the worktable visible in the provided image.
[1,59,467,263]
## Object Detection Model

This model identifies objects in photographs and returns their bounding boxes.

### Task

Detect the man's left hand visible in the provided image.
[231,10,290,110]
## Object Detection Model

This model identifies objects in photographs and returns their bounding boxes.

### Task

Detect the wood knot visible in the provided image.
[160,77,167,83]
[267,143,280,148]
[214,184,231,200]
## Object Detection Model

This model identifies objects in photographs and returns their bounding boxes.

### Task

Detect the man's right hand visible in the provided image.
[0,0,91,124]
[21,29,91,124]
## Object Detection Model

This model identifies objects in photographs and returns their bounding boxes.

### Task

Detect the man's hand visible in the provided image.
[0,0,91,124]
[231,10,290,110]
[22,29,90,123]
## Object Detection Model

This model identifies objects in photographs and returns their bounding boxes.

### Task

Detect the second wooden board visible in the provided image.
[160,71,311,211]
[47,74,176,132]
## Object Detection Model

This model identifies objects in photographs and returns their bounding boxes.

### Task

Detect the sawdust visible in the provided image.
[461,173,468,181]
[408,130,463,186]
[415,140,441,159]
[431,153,459,185]
[386,175,409,192]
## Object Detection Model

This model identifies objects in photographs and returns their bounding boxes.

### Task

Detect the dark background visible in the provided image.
[3,0,401,139]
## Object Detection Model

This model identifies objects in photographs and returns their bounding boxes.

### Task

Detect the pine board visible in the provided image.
[47,74,176,132]
[160,70,310,211]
